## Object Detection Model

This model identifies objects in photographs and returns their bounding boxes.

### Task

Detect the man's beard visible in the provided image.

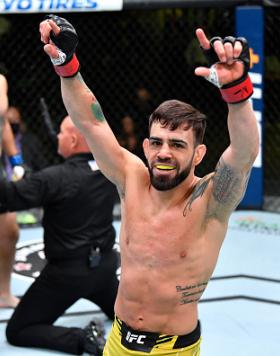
[148,160,193,191]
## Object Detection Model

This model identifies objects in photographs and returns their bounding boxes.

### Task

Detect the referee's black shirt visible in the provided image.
[0,153,117,260]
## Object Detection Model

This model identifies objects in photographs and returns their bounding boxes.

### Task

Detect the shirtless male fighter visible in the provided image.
[39,15,259,355]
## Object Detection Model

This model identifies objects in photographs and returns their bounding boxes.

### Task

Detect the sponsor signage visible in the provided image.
[0,0,123,13]
[236,6,264,208]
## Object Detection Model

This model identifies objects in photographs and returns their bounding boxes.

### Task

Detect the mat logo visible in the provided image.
[13,239,121,280]
[13,241,46,279]
[126,331,147,344]
[230,216,280,236]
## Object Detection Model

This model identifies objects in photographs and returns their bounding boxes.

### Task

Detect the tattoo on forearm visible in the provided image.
[76,74,105,121]
[91,101,106,122]
[176,282,208,305]
[213,159,240,204]
[183,174,213,216]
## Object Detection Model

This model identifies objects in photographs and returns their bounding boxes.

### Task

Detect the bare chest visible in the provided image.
[121,199,204,267]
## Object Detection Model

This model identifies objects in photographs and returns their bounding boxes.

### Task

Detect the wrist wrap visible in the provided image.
[54,54,80,78]
[220,75,253,104]
[9,154,23,167]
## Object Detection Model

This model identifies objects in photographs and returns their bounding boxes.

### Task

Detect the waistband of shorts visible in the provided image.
[115,315,201,351]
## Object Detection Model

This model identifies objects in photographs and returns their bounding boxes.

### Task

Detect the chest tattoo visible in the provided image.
[183,174,213,216]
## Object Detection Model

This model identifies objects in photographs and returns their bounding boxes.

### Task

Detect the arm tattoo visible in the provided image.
[212,159,240,205]
[76,73,106,122]
[176,281,208,305]
[183,174,213,216]
[91,101,106,122]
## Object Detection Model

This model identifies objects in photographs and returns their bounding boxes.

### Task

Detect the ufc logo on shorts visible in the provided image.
[126,331,147,344]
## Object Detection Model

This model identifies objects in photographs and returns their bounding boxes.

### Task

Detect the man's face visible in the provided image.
[144,122,197,191]
[57,118,73,158]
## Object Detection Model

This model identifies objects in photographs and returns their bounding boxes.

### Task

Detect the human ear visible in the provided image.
[142,138,149,160]
[71,134,78,148]
[193,144,207,166]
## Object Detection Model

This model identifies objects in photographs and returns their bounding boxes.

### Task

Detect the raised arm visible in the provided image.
[39,15,141,191]
[0,74,8,118]
[0,75,18,156]
[2,119,18,157]
[195,29,259,220]
[0,75,18,159]
[0,75,26,180]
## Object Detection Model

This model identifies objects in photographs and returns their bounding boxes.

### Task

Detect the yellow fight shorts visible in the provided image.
[103,316,201,356]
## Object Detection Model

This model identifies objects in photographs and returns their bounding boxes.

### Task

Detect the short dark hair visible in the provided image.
[149,100,207,146]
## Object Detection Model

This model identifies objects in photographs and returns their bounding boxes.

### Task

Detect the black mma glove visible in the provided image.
[45,14,80,78]
[202,36,253,104]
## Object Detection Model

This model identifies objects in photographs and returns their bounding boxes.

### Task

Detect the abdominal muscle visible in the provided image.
[114,229,212,335]
[114,176,223,335]
[115,269,200,335]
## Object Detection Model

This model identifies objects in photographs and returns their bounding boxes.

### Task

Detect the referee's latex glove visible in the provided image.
[39,14,80,78]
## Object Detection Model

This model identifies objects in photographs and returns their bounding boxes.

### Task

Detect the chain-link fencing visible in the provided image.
[0,7,279,211]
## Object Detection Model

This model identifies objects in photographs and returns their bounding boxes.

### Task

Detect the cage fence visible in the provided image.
[0,6,279,211]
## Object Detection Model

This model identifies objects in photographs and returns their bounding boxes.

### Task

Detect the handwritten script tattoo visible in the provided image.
[91,101,106,122]
[213,159,240,205]
[176,281,208,304]
[183,174,214,216]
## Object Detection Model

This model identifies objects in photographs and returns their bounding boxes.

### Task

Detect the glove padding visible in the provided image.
[202,36,253,104]
[45,14,80,78]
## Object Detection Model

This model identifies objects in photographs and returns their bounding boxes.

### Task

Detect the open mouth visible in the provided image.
[155,164,176,171]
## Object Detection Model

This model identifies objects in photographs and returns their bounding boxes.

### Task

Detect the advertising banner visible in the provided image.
[236,6,264,209]
[0,0,123,13]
